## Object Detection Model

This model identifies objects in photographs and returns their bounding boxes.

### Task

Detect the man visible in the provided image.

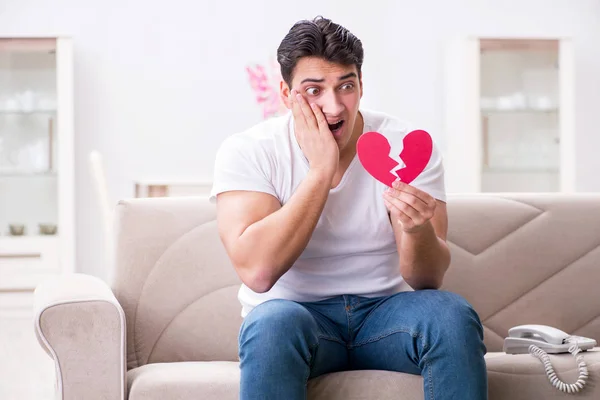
[210,16,487,400]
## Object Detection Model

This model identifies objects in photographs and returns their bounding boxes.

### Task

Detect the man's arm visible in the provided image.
[383,180,451,290]
[217,170,331,293]
[216,90,338,293]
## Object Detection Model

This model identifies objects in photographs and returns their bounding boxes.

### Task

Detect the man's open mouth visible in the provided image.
[328,120,344,133]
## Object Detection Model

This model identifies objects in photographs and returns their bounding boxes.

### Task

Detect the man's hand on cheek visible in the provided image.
[288,89,338,177]
[383,180,437,234]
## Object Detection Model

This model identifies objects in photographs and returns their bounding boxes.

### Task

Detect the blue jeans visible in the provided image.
[238,289,487,400]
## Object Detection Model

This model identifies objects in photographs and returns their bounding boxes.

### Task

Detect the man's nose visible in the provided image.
[320,91,344,117]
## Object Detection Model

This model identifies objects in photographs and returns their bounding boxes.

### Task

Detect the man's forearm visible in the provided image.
[236,169,332,291]
[394,220,451,290]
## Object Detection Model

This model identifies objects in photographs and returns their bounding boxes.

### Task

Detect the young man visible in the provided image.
[210,16,487,400]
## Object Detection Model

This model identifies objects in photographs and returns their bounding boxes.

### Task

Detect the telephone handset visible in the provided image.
[504,324,597,353]
[504,324,597,394]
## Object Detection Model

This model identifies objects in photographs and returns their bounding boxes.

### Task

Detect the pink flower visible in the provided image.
[246,59,286,119]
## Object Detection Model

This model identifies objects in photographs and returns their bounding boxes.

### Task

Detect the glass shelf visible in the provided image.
[0,170,57,177]
[0,109,56,115]
[481,107,558,114]
[0,235,58,241]
[483,167,559,173]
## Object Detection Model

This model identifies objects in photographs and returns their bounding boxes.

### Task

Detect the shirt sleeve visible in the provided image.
[409,139,446,202]
[209,135,278,203]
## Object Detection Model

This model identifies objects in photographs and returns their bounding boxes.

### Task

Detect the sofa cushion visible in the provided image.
[126,349,600,400]
[128,361,239,400]
[486,348,600,399]
[308,370,423,399]
[127,361,423,400]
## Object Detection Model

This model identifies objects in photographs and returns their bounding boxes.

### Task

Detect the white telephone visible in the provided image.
[504,324,597,394]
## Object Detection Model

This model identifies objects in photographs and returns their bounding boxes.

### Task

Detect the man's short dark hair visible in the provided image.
[277,16,364,87]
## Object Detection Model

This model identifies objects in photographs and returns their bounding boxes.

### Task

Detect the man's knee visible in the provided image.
[239,299,318,349]
[413,290,483,338]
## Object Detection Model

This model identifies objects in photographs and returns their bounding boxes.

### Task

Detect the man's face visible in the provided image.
[281,56,363,153]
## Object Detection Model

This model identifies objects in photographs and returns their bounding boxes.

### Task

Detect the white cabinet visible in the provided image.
[0,37,74,290]
[443,37,575,193]
[0,37,72,399]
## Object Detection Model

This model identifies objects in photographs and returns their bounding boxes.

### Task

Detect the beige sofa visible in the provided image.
[33,193,600,399]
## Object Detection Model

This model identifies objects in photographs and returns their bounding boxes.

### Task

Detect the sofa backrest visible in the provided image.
[112,197,242,370]
[443,194,600,351]
[112,194,600,370]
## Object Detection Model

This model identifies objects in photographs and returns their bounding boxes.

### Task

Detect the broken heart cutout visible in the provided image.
[357,129,433,187]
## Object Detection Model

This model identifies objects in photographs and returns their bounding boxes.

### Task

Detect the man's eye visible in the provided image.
[341,83,354,91]
[306,87,320,96]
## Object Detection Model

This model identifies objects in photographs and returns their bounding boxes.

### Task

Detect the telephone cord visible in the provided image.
[528,342,589,394]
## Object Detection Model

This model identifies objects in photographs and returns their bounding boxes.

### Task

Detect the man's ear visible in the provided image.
[280,81,292,110]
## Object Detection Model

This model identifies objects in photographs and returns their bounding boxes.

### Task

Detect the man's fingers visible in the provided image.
[384,191,420,222]
[310,103,330,134]
[384,199,413,226]
[290,90,307,127]
[390,188,429,215]
[295,92,318,131]
[392,180,436,208]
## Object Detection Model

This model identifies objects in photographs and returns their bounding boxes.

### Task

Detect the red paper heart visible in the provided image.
[357,129,433,187]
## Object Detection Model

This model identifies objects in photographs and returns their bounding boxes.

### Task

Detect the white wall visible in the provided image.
[0,0,598,280]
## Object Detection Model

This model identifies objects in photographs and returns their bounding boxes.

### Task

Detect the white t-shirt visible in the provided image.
[210,109,446,317]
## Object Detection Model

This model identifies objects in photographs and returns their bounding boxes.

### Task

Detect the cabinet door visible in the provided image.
[0,37,74,289]
[480,39,560,193]
[443,37,576,193]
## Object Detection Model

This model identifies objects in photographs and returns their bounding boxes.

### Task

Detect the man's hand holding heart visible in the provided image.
[383,179,437,234]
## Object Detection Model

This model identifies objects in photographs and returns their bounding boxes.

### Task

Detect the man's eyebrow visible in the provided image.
[299,72,357,85]
[338,72,357,80]
[300,77,325,84]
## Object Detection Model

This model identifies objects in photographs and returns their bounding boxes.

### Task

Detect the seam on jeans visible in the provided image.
[317,334,346,346]
[427,360,434,400]
[357,293,403,334]
[305,342,319,385]
[308,342,318,368]
[356,293,384,325]
[349,328,423,348]
[343,296,352,341]
[346,308,353,341]
[237,321,245,362]
[359,300,383,328]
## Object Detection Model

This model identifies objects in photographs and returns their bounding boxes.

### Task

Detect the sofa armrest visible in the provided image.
[34,273,126,400]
